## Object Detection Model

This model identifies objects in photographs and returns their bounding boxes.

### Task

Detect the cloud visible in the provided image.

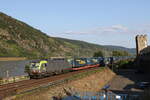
[95,25,128,33]
[63,24,150,35]
[55,24,150,48]
[111,25,128,31]
[63,24,129,34]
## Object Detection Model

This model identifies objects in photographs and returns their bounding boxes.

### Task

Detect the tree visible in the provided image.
[112,50,130,56]
[93,51,104,57]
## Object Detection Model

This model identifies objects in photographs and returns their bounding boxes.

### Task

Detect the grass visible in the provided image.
[0,57,26,61]
[0,75,29,85]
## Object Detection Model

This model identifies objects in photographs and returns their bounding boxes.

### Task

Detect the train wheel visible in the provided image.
[29,75,33,79]
[37,74,43,79]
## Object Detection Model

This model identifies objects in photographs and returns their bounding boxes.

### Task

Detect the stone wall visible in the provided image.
[135,35,148,56]
[140,46,150,55]
[135,34,150,72]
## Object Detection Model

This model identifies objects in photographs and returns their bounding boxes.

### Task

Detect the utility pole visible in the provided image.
[78,48,79,57]
[6,70,9,78]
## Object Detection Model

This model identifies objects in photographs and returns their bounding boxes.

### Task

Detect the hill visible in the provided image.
[0,12,134,58]
[103,45,136,55]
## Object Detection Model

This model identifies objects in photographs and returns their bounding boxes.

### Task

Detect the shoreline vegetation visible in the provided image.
[0,57,26,61]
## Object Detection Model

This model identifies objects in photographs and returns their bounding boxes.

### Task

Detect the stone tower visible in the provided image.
[136,34,148,56]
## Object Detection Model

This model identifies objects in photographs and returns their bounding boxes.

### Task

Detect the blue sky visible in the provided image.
[0,0,150,48]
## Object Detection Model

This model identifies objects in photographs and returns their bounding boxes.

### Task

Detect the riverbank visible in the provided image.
[0,75,29,85]
[0,57,26,61]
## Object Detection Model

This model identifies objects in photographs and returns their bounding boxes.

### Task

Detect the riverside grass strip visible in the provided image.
[0,57,27,61]
[0,75,29,85]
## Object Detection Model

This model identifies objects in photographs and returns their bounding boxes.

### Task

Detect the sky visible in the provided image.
[0,0,150,48]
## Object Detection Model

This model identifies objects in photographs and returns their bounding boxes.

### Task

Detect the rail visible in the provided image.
[16,67,104,98]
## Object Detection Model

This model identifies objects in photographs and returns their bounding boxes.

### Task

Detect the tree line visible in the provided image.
[93,50,131,57]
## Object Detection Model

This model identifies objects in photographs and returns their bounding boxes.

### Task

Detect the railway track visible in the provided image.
[0,67,101,99]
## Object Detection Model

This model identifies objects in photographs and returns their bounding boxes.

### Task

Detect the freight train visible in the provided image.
[25,56,133,79]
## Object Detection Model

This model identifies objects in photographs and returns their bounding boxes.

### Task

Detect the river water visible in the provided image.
[0,60,31,78]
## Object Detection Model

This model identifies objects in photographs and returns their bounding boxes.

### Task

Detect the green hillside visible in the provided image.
[0,12,134,58]
[0,12,106,58]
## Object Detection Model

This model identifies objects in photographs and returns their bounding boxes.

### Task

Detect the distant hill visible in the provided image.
[0,12,135,58]
[103,45,136,55]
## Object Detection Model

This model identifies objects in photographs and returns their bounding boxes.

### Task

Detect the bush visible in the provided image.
[115,60,134,69]
[112,50,130,56]
[93,51,104,57]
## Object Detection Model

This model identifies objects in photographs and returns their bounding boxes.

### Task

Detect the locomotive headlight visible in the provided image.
[32,69,40,73]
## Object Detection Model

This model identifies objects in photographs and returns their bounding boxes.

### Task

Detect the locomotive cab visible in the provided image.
[28,60,48,78]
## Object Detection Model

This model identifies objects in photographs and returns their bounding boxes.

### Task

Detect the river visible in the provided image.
[0,60,31,78]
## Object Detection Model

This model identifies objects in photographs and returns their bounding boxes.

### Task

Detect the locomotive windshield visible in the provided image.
[30,63,40,68]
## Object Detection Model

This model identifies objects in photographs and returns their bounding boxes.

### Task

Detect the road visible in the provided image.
[107,69,150,93]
